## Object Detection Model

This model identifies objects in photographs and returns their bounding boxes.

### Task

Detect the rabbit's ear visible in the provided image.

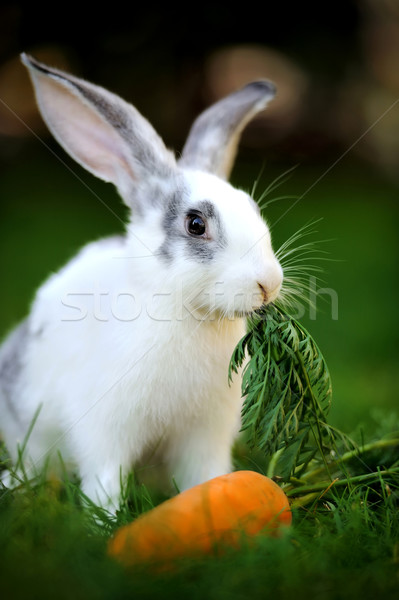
[21,54,176,198]
[180,81,276,180]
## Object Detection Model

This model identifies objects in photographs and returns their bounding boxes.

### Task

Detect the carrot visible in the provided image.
[108,470,291,567]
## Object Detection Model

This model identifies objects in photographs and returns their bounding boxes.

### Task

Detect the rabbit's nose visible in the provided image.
[257,263,283,304]
[258,280,282,305]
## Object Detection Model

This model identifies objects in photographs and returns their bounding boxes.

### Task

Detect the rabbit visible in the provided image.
[0,54,283,511]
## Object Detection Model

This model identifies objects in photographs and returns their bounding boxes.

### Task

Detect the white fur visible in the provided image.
[0,57,282,510]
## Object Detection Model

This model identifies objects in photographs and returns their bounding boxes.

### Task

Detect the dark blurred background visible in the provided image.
[0,1,398,433]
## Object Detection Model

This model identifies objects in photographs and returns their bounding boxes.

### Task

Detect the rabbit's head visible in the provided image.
[22,54,283,319]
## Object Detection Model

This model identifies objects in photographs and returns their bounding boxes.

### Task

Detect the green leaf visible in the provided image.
[230,305,334,479]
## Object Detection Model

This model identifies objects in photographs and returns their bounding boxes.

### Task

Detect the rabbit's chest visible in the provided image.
[123,317,245,422]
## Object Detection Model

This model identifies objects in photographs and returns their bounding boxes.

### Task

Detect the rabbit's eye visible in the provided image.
[185,213,207,237]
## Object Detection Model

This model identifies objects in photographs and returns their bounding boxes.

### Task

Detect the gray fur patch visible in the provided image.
[25,55,175,181]
[0,319,30,424]
[76,86,172,179]
[196,199,226,243]
[180,80,276,178]
[183,199,227,263]
[183,237,217,263]
[158,195,227,264]
[158,192,184,262]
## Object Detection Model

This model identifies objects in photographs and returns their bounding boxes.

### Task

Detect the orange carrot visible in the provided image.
[108,470,292,567]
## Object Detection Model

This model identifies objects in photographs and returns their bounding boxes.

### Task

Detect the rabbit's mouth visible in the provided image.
[253,303,278,317]
[235,309,259,318]
[237,301,280,319]
[190,297,273,321]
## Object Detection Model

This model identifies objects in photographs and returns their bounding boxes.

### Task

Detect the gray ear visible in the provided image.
[21,54,176,202]
[179,81,276,180]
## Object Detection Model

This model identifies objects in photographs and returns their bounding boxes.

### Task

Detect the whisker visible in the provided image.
[282,259,326,268]
[278,249,330,266]
[259,194,298,212]
[275,220,324,257]
[255,164,299,205]
[272,218,338,315]
[250,161,267,198]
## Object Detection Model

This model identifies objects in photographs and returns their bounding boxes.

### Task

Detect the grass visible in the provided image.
[1,307,398,599]
[0,147,398,597]
[0,433,398,600]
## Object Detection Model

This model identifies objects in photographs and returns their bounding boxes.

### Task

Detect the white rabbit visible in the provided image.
[0,54,283,511]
